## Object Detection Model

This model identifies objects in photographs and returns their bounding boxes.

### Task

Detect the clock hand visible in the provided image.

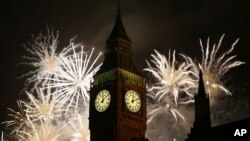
[131,98,139,103]
[101,95,109,103]
[131,95,136,103]
[101,97,105,103]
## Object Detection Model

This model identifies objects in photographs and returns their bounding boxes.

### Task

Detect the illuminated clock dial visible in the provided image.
[125,90,141,112]
[95,90,111,112]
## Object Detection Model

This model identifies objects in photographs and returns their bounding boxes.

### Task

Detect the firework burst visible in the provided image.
[69,113,90,141]
[44,44,102,114]
[144,50,196,104]
[23,87,63,123]
[197,34,245,96]
[145,50,196,122]
[18,116,62,141]
[3,101,30,135]
[19,27,62,91]
[3,27,103,140]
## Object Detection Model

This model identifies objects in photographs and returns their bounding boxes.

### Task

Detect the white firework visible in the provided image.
[147,100,185,123]
[3,100,30,135]
[69,113,90,141]
[18,117,62,141]
[145,50,196,122]
[24,87,62,123]
[19,27,65,92]
[197,34,245,96]
[44,44,102,114]
[19,27,77,92]
[3,27,105,140]
[145,50,196,104]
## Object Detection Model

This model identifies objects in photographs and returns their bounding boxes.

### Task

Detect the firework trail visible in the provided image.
[145,50,196,122]
[3,100,29,135]
[24,87,63,123]
[193,34,245,97]
[199,34,245,95]
[147,102,185,123]
[44,45,102,114]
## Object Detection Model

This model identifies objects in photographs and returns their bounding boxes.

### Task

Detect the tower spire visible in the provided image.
[107,0,130,42]
[185,70,211,141]
[194,69,211,127]
[117,0,121,13]
[89,2,147,141]
[198,70,206,97]
[98,0,139,74]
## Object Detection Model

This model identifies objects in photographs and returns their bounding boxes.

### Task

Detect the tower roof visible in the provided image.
[107,5,131,42]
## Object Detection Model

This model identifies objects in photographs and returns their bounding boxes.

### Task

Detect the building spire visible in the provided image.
[194,69,211,127]
[117,0,121,13]
[106,0,131,42]
[98,0,140,75]
[198,69,206,97]
[185,69,211,141]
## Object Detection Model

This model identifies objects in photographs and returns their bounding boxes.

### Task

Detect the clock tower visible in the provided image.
[89,3,147,141]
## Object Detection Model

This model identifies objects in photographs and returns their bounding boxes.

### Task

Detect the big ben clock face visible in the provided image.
[95,90,111,112]
[125,90,141,112]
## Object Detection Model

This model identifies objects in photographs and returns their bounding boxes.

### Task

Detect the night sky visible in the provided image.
[1,0,250,140]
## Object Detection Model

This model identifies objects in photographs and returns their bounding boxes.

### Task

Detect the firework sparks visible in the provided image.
[23,87,63,123]
[197,34,245,96]
[44,44,102,114]
[4,28,102,140]
[145,50,196,122]
[3,101,30,135]
[147,103,185,123]
[69,113,90,141]
[19,27,62,91]
[19,27,78,92]
[144,50,196,104]
[18,116,62,141]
